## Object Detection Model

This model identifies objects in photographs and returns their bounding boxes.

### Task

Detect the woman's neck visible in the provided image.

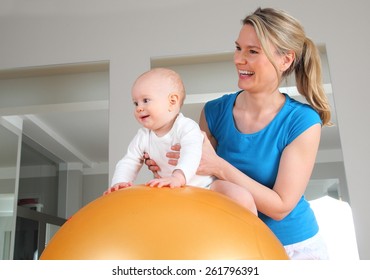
[233,90,285,134]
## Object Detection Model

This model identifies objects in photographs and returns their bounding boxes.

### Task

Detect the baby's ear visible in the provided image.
[168,92,180,106]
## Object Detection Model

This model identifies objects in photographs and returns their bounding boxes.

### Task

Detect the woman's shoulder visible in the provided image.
[208,91,240,104]
[284,94,321,121]
[280,94,322,144]
[285,94,316,111]
[205,91,240,112]
[204,91,240,134]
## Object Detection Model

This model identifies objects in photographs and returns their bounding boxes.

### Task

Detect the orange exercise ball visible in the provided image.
[40,185,288,260]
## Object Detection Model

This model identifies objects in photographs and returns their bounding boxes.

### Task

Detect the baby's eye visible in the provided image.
[133,101,138,106]
[143,98,150,103]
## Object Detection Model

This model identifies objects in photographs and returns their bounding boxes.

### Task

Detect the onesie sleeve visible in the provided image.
[173,118,204,184]
[110,129,148,186]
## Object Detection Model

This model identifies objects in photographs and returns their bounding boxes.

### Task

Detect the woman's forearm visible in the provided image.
[214,156,288,220]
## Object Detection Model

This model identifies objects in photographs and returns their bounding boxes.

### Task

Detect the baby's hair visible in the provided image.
[140,68,186,106]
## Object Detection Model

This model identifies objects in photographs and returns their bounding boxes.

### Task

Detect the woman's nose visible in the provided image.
[234,52,246,64]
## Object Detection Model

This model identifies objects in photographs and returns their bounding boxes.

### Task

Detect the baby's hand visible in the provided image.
[146,176,184,188]
[103,182,133,195]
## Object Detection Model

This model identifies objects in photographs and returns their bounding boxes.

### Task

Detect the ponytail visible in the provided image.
[295,38,332,126]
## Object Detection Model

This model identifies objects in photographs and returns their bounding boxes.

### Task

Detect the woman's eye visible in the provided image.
[235,45,241,51]
[249,49,258,54]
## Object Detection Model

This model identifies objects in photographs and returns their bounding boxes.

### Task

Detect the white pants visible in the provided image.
[284,232,329,260]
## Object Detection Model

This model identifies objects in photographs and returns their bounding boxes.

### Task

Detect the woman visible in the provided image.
[146,7,331,259]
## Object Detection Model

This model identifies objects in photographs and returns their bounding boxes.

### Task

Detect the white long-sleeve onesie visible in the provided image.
[111,113,214,188]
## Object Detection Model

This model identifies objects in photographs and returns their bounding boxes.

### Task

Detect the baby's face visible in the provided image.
[131,75,178,136]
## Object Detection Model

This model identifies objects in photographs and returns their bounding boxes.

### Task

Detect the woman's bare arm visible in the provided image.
[198,108,321,220]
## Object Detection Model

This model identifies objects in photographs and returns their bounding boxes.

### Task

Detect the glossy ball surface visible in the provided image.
[40,185,288,260]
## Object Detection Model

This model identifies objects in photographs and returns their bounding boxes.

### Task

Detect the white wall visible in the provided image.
[0,0,369,259]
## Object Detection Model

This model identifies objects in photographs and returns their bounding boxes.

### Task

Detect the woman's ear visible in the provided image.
[281,50,295,72]
[168,93,180,111]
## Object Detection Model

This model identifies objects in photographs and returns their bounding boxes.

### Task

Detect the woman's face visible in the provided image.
[234,24,282,94]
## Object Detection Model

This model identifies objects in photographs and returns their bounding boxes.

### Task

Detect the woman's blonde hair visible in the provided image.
[243,7,332,126]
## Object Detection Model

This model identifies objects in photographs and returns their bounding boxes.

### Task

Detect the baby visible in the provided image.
[105,68,213,194]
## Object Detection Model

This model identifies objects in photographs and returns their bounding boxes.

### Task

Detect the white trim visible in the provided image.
[24,115,94,167]
[184,84,333,105]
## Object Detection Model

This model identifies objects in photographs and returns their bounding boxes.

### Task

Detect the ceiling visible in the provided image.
[0,62,110,171]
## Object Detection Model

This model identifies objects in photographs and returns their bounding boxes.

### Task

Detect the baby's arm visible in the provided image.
[146,169,185,188]
[109,129,148,191]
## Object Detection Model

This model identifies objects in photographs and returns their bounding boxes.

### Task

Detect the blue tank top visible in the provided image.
[204,91,321,245]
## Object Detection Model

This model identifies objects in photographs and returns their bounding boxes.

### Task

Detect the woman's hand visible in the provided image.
[143,144,181,178]
[166,143,181,166]
[143,152,160,178]
[197,132,221,178]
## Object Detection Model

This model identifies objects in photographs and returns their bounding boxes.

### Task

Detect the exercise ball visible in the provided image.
[40,185,288,260]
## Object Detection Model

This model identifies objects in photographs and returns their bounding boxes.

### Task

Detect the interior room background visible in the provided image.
[0,0,369,259]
